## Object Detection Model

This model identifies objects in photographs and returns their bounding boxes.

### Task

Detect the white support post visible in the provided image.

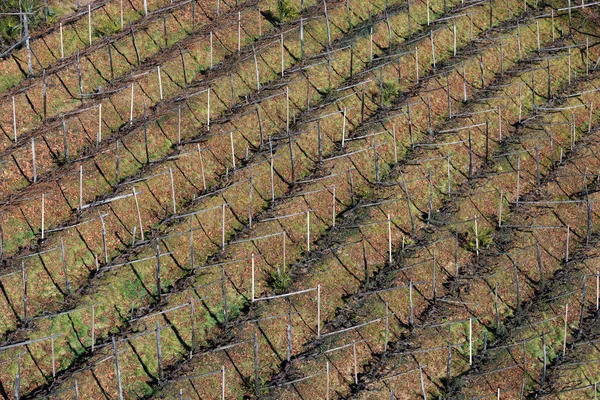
[97,104,102,144]
[387,214,392,264]
[251,253,255,302]
[207,88,211,130]
[306,211,310,251]
[41,194,45,239]
[59,23,64,58]
[88,4,92,46]
[157,66,163,100]
[317,283,321,338]
[12,96,17,143]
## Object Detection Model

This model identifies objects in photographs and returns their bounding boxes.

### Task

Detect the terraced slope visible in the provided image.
[0,0,599,398]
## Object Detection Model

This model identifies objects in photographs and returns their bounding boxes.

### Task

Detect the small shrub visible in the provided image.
[277,0,299,22]
[466,224,493,252]
[93,18,121,38]
[381,81,400,106]
[269,269,292,292]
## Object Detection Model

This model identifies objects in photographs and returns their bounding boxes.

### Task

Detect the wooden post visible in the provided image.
[324,0,331,47]
[210,32,213,68]
[88,4,92,45]
[353,342,358,384]
[157,67,163,100]
[542,332,547,383]
[129,83,135,124]
[254,332,259,395]
[462,65,467,102]
[197,145,206,190]
[326,361,330,399]
[133,187,144,241]
[15,353,20,400]
[306,211,311,251]
[41,194,45,239]
[59,23,64,58]
[430,30,436,69]
[248,170,253,228]
[415,47,419,83]
[565,225,571,263]
[409,280,414,326]
[229,131,236,170]
[221,203,226,250]
[498,190,503,227]
[112,336,124,400]
[332,187,336,227]
[253,45,260,90]
[31,137,37,183]
[155,240,161,299]
[169,168,176,214]
[97,104,102,144]
[317,283,321,338]
[419,363,427,400]
[12,96,17,143]
[453,21,457,56]
[221,366,226,400]
[100,214,108,263]
[563,303,568,357]
[237,11,241,53]
[207,88,211,130]
[91,304,95,351]
[251,253,255,301]
[469,318,473,365]
[21,262,27,322]
[281,33,285,77]
[156,321,163,380]
[516,155,521,206]
[61,237,69,295]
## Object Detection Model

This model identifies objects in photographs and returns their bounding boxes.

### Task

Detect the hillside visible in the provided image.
[0,0,600,398]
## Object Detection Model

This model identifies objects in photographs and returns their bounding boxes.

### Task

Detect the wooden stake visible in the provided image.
[388,214,392,264]
[41,193,45,239]
[21,262,27,321]
[332,187,336,227]
[12,96,17,143]
[133,187,144,241]
[88,4,92,45]
[221,203,226,250]
[563,303,568,357]
[306,211,311,251]
[207,88,211,130]
[353,342,358,384]
[210,32,213,68]
[251,253,255,301]
[238,11,241,53]
[31,137,37,183]
[156,321,163,380]
[112,336,124,400]
[317,283,321,338]
[169,168,176,214]
[469,318,473,365]
[91,304,95,351]
[59,23,64,58]
[157,66,163,100]
[196,144,206,190]
[97,104,102,144]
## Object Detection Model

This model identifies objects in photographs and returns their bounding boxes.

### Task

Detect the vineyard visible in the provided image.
[0,0,599,398]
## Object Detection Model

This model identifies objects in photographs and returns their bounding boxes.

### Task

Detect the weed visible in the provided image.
[466,224,493,252]
[380,81,400,106]
[93,18,121,38]
[269,269,292,292]
[277,0,299,23]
